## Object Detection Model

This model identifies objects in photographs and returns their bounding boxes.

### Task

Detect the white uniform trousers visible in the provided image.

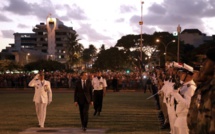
[35,103,47,127]
[174,116,189,134]
[167,104,176,134]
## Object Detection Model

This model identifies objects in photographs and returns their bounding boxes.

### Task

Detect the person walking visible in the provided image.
[92,71,107,116]
[28,70,52,128]
[74,72,93,131]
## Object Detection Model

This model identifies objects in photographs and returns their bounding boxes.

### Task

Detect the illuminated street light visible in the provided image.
[156,39,176,64]
[26,53,30,64]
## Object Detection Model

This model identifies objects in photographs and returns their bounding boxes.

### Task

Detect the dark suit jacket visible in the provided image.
[74,79,93,104]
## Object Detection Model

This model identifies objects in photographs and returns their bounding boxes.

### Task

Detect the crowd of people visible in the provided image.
[147,47,215,134]
[0,71,150,90]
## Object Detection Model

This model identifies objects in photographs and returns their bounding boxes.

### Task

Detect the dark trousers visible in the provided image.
[152,85,160,109]
[78,102,90,128]
[93,90,103,112]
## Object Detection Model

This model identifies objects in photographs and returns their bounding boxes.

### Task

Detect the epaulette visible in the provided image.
[186,84,196,88]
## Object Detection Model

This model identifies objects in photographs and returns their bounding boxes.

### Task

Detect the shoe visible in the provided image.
[40,126,44,128]
[97,112,100,116]
[93,111,97,116]
[160,123,170,129]
[82,127,86,131]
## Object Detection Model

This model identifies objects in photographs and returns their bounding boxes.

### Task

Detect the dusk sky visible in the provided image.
[0,0,215,51]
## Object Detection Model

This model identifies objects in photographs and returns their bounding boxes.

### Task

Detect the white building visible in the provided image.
[1,16,75,64]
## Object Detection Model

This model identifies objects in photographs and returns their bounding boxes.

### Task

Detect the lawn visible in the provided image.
[0,91,168,134]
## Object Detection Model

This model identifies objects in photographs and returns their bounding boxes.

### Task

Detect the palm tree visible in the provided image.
[65,31,84,69]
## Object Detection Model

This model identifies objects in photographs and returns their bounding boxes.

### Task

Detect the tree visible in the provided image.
[65,31,84,69]
[0,60,22,72]
[82,44,97,68]
[115,34,157,71]
[100,44,105,52]
[93,47,127,71]
[24,60,65,71]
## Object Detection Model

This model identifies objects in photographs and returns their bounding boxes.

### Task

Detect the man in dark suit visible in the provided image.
[74,72,93,131]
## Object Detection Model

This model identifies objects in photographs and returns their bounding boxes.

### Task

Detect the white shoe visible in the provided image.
[40,125,44,128]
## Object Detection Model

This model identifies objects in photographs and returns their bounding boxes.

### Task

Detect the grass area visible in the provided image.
[0,91,169,134]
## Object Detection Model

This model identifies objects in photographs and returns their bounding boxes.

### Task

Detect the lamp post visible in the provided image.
[156,39,176,65]
[177,24,181,62]
[139,1,144,64]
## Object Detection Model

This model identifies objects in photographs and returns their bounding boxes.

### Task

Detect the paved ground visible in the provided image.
[19,127,107,134]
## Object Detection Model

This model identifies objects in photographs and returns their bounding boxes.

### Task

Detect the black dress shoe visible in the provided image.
[160,123,170,129]
[93,111,97,116]
[82,127,86,131]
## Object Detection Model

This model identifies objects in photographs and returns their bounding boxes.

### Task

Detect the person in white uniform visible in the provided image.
[172,64,197,134]
[92,71,107,116]
[160,61,183,134]
[28,70,52,128]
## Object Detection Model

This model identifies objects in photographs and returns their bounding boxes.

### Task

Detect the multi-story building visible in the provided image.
[1,16,75,65]
[180,29,213,47]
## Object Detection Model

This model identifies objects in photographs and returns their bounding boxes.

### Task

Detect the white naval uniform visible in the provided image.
[92,77,107,91]
[165,81,177,134]
[91,76,107,113]
[28,77,52,127]
[160,80,176,134]
[172,80,196,134]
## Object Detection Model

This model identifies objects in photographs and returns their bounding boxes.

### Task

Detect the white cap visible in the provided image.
[183,63,193,73]
[172,61,183,68]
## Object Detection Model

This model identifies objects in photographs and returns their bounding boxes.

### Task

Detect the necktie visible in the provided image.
[83,80,86,89]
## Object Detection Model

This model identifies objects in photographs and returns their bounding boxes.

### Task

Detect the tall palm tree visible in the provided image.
[65,31,84,69]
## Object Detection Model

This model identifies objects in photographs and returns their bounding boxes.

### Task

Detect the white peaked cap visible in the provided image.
[183,63,194,73]
[172,61,183,68]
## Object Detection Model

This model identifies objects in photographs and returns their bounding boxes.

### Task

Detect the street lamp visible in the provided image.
[177,24,181,62]
[156,39,176,64]
[26,53,30,64]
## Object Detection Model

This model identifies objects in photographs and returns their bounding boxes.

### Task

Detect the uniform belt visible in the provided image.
[94,89,103,91]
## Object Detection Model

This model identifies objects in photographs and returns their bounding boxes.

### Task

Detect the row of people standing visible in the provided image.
[150,47,215,134]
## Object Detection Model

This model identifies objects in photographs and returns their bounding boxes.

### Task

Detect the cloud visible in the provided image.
[201,0,215,17]
[120,5,136,13]
[1,30,14,38]
[115,18,125,23]
[3,0,31,15]
[30,0,59,21]
[64,4,88,21]
[148,3,166,15]
[3,0,59,21]
[77,23,111,42]
[129,0,213,34]
[17,24,29,28]
[0,14,12,22]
